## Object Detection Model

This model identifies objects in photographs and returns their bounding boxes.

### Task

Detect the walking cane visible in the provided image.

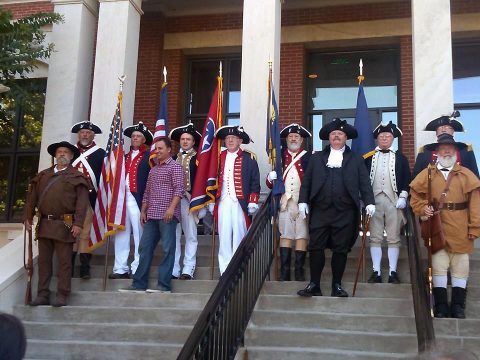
[102,236,110,291]
[353,215,371,297]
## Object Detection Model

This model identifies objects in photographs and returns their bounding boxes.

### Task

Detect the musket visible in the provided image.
[352,214,371,297]
[426,164,434,317]
[24,184,34,305]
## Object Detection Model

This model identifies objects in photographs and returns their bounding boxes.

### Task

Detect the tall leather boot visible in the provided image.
[450,287,466,319]
[71,252,77,277]
[433,287,449,318]
[294,251,306,281]
[279,247,292,281]
[79,253,92,280]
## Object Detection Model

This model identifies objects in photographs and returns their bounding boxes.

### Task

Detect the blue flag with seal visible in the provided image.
[351,77,375,158]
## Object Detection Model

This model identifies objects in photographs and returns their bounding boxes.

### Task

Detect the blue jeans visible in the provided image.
[132,219,178,291]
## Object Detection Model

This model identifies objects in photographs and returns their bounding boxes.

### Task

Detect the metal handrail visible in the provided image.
[177,193,274,360]
[404,206,436,352]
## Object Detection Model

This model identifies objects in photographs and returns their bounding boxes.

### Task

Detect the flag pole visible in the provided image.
[163,66,167,83]
[358,58,364,84]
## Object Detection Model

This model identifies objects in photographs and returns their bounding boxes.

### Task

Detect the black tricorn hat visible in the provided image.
[424,112,464,132]
[47,141,80,160]
[123,121,154,146]
[319,118,358,140]
[71,121,102,134]
[424,133,467,151]
[280,123,312,138]
[373,121,403,139]
[215,125,253,144]
[169,123,202,144]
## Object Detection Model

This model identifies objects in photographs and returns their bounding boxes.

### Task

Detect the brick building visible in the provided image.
[1,0,480,222]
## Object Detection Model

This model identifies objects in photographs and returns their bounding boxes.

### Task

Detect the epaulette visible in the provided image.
[244,149,257,160]
[418,146,425,153]
[363,150,375,159]
[467,144,474,152]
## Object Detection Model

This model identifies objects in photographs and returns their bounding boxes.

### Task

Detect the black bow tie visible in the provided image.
[440,168,450,172]
[181,150,188,155]
[377,149,390,154]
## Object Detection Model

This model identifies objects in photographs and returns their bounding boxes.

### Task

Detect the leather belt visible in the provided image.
[440,202,468,211]
[41,214,69,220]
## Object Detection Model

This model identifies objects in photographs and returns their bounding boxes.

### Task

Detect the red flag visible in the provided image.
[89,91,127,250]
[189,76,223,212]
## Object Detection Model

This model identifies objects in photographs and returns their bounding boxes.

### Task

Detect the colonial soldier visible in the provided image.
[71,120,105,279]
[364,122,411,284]
[412,113,478,178]
[410,134,480,318]
[169,123,205,280]
[25,141,90,307]
[210,125,260,275]
[109,122,152,279]
[266,123,311,281]
[297,118,375,297]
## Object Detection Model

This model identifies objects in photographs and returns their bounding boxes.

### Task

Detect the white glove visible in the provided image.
[395,197,407,209]
[208,203,215,214]
[365,204,376,217]
[198,207,207,219]
[247,203,258,215]
[267,171,277,182]
[298,203,309,219]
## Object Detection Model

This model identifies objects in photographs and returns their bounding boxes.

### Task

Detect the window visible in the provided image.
[306,49,399,151]
[186,56,241,131]
[452,42,480,170]
[0,79,46,222]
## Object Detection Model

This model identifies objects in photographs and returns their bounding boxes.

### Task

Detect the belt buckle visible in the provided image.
[446,202,454,211]
[47,215,54,220]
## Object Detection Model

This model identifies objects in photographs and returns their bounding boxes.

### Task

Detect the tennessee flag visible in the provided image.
[189,76,223,212]
[351,76,375,158]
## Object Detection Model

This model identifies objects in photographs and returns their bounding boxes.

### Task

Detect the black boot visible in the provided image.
[279,247,292,281]
[294,251,306,281]
[451,287,466,319]
[433,287,449,318]
[79,253,92,280]
[71,252,77,277]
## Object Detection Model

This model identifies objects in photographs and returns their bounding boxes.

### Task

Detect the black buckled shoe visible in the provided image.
[388,271,401,284]
[108,272,130,280]
[368,271,382,283]
[297,282,322,297]
[180,274,193,280]
[331,283,349,297]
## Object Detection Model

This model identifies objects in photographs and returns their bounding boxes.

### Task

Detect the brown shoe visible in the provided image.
[29,297,50,306]
[52,294,68,307]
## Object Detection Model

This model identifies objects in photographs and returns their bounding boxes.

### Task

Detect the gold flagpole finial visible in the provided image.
[118,75,126,91]
[219,61,223,78]
[163,66,167,83]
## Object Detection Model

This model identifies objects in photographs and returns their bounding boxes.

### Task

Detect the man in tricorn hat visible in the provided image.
[109,122,152,279]
[364,121,411,284]
[71,120,105,279]
[410,133,480,318]
[211,125,260,275]
[413,112,478,178]
[25,141,90,307]
[266,123,311,281]
[169,123,205,280]
[297,118,375,297]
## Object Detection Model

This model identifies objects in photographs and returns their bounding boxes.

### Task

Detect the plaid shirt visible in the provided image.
[143,157,184,222]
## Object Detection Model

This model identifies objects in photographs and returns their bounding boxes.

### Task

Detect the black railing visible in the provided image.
[404,206,436,352]
[177,193,274,360]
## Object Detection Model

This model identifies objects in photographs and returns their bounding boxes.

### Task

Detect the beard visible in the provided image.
[437,154,457,168]
[287,142,301,152]
[57,156,70,166]
[79,139,92,147]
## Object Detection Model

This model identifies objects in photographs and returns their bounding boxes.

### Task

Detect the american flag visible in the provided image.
[89,91,127,250]
[149,81,168,167]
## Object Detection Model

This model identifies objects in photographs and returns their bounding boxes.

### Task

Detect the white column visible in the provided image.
[412,0,454,150]
[240,0,282,190]
[89,0,142,148]
[39,0,98,170]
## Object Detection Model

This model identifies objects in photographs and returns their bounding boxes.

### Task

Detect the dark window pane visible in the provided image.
[11,154,39,221]
[0,157,11,219]
[0,96,16,149]
[19,92,45,148]
[453,44,480,104]
[228,59,241,113]
[188,61,218,115]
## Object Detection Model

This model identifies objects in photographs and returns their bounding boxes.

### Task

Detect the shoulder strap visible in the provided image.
[437,172,457,210]
[283,150,306,181]
[37,174,64,211]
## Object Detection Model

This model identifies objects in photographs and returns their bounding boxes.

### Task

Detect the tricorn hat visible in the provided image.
[373,121,403,139]
[215,125,253,144]
[280,123,312,138]
[47,141,80,160]
[71,121,102,134]
[123,121,154,146]
[424,112,464,132]
[169,123,202,145]
[424,133,467,151]
[319,118,358,140]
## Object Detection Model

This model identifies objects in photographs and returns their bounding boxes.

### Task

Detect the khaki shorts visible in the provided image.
[278,199,309,240]
[432,249,470,279]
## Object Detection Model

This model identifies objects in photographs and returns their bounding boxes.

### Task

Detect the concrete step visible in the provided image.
[435,318,480,336]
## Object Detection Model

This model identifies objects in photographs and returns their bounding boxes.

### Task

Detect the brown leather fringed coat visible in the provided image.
[25,165,90,243]
[410,164,480,254]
